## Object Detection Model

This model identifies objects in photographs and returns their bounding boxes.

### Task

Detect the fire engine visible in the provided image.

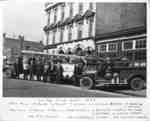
[77,56,146,90]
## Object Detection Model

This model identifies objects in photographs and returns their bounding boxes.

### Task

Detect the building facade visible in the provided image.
[43,2,96,55]
[96,3,146,62]
[3,33,44,60]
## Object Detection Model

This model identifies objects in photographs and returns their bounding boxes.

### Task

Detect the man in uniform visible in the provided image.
[43,61,49,82]
[23,57,29,80]
[29,57,37,80]
[55,60,63,84]
[13,58,19,79]
[48,60,57,83]
[36,58,43,81]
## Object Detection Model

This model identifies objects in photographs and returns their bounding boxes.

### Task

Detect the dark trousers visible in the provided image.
[23,70,28,80]
[43,72,48,82]
[29,70,34,80]
[14,68,19,79]
[49,74,57,83]
[37,73,42,81]
[15,72,19,79]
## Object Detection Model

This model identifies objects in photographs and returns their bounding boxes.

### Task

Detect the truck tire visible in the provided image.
[129,77,145,90]
[79,76,94,89]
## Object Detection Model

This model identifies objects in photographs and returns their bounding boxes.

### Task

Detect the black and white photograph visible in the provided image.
[3,2,147,97]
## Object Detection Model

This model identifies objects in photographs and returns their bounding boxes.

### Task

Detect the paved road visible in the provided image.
[97,86,146,97]
[3,78,133,97]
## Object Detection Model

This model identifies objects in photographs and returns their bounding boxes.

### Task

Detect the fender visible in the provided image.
[127,73,146,83]
[82,71,96,81]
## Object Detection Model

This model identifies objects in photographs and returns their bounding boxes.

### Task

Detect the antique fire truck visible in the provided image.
[77,56,146,90]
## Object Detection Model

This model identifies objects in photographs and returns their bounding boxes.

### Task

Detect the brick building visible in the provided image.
[96,3,146,61]
[3,33,44,59]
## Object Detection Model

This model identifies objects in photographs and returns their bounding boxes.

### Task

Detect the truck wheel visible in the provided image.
[79,77,94,89]
[129,77,145,90]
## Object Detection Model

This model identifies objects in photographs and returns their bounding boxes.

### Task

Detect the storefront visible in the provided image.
[96,33,146,62]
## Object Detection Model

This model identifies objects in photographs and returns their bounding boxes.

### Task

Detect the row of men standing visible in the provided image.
[13,56,63,83]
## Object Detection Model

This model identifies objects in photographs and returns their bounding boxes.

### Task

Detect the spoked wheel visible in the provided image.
[79,76,94,89]
[129,77,145,90]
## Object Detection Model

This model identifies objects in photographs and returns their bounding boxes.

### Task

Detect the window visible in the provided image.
[135,50,146,60]
[123,41,133,50]
[69,3,73,17]
[25,46,30,50]
[61,6,65,21]
[78,30,82,39]
[54,8,57,23]
[108,43,117,52]
[77,24,82,39]
[47,12,50,25]
[88,19,93,37]
[98,44,107,53]
[68,26,72,41]
[52,50,55,54]
[60,27,64,43]
[79,3,83,14]
[135,39,146,49]
[52,31,56,44]
[86,17,94,24]
[123,51,133,61]
[11,48,19,55]
[89,3,93,10]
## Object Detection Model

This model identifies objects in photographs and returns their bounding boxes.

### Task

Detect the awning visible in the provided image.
[83,10,95,19]
[73,14,84,22]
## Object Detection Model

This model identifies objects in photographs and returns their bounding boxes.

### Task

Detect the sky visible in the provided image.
[3,0,47,42]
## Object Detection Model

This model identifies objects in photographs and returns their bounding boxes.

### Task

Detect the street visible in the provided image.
[3,77,146,97]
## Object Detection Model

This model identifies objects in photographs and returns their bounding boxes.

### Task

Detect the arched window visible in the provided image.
[79,3,83,14]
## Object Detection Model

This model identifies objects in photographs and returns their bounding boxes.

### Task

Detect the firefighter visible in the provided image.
[29,57,37,81]
[28,57,31,80]
[75,44,83,56]
[48,60,57,83]
[13,58,19,79]
[104,57,113,80]
[86,46,92,56]
[36,58,43,81]
[43,61,49,82]
[67,48,72,55]
[23,57,29,80]
[18,56,23,78]
[55,60,63,84]
[58,47,65,54]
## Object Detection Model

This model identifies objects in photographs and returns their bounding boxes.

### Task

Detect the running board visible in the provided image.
[95,79,128,86]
